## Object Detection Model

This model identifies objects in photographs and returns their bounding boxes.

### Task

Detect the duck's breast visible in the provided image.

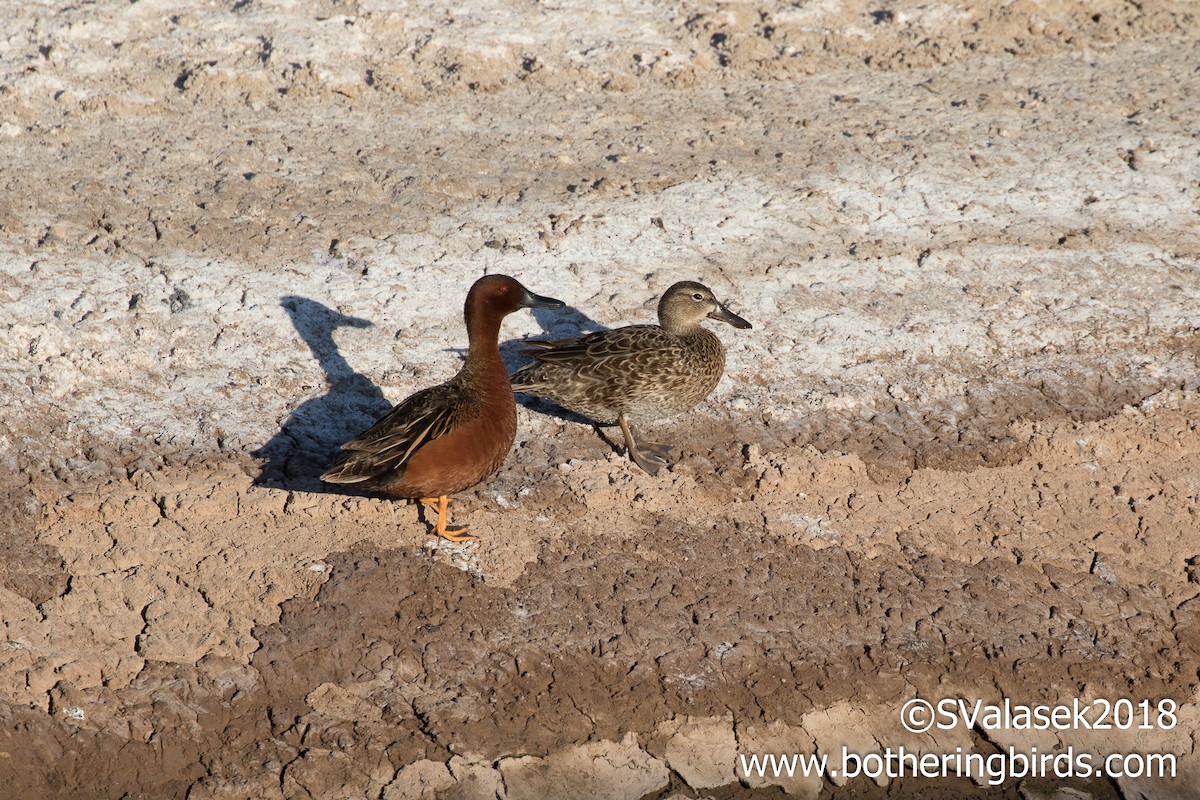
[621,328,726,422]
[390,394,517,498]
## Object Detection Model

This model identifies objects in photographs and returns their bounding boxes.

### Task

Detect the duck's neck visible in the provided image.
[664,320,708,340]
[675,324,725,358]
[463,307,509,383]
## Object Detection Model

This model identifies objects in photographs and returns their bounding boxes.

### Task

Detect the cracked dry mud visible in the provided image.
[3,1,1200,798]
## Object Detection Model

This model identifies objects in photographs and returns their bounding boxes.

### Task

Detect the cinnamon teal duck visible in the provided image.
[510,280,751,475]
[321,274,564,542]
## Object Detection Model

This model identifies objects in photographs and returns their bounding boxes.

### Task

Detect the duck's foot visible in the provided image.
[418,496,477,543]
[640,441,674,465]
[618,414,672,476]
[630,447,668,476]
[440,524,474,544]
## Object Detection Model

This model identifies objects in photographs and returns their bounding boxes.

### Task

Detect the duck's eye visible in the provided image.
[692,292,704,301]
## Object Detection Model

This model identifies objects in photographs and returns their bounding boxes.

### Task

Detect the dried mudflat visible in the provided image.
[2,1,1199,797]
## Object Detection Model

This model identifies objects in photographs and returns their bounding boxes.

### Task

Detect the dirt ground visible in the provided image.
[2,1,1200,798]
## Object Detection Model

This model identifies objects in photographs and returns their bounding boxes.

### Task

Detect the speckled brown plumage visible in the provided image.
[511,281,751,475]
[321,274,563,541]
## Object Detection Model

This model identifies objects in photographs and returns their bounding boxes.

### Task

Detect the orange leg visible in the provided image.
[418,496,475,543]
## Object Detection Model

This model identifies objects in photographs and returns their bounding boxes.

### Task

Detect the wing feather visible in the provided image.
[518,326,677,368]
[321,380,477,483]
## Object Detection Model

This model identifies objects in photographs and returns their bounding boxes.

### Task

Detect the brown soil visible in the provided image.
[2,1,1200,798]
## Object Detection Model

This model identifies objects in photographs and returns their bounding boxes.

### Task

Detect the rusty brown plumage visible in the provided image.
[322,274,563,541]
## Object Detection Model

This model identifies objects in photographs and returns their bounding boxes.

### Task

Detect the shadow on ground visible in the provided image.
[252,296,392,492]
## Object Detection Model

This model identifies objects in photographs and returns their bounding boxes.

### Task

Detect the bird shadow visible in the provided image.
[251,296,393,494]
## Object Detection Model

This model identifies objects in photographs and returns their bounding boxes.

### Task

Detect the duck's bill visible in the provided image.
[709,303,752,329]
[520,289,566,310]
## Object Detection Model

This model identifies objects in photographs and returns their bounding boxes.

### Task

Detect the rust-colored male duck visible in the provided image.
[321,274,564,542]
[511,280,751,475]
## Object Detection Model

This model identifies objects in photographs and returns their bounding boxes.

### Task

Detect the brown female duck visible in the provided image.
[510,280,751,475]
[321,274,563,541]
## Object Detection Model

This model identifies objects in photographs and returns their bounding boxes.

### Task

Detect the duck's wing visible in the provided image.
[520,325,673,366]
[321,379,478,483]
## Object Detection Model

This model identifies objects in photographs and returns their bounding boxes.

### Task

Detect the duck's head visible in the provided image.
[466,274,565,322]
[658,281,752,334]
